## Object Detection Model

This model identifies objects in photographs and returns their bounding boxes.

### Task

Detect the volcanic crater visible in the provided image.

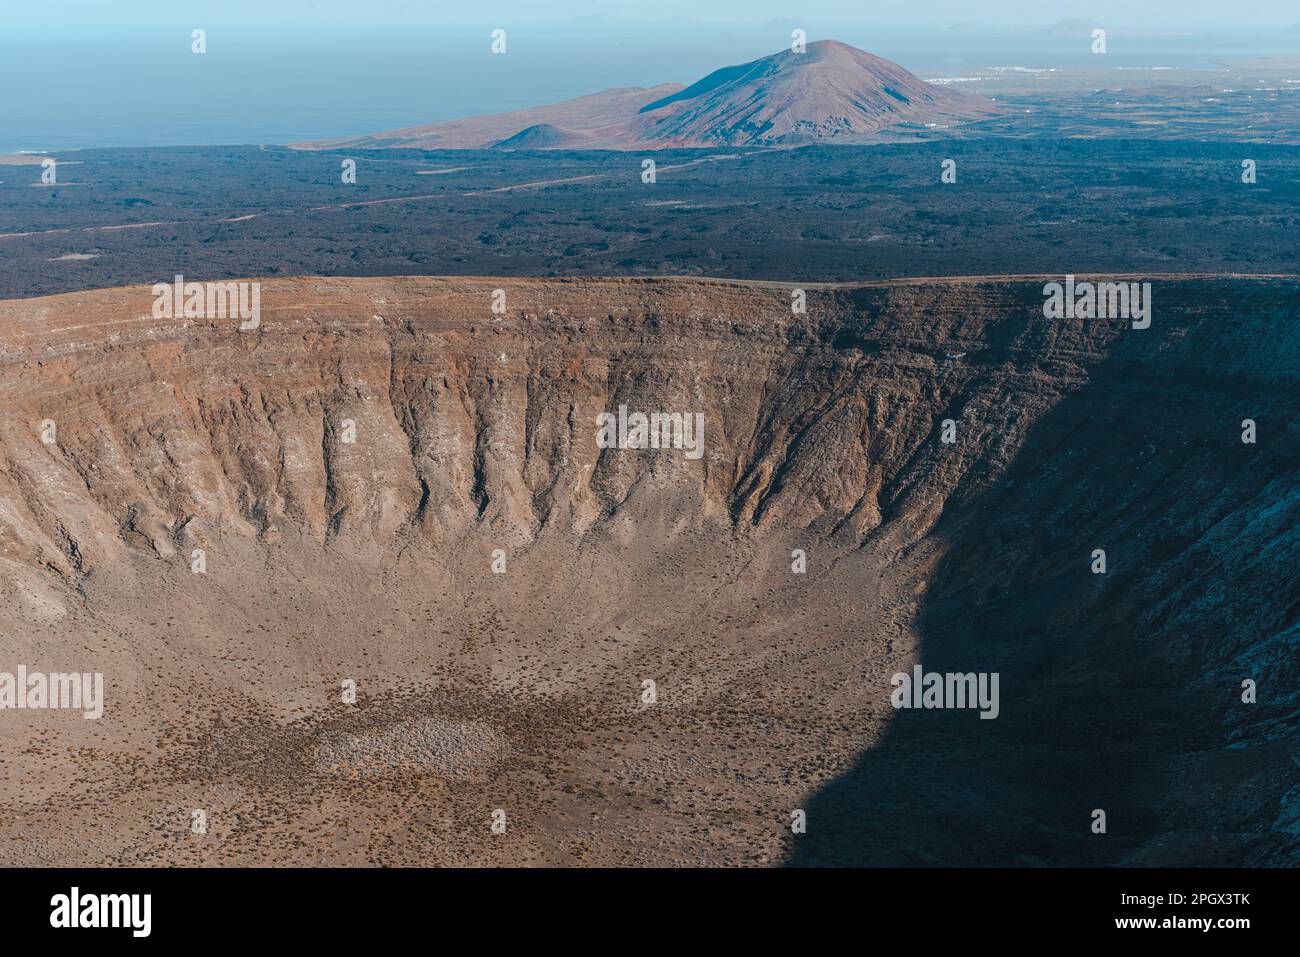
[0,275,1294,866]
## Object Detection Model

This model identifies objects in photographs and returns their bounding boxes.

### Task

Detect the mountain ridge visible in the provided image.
[296,40,994,151]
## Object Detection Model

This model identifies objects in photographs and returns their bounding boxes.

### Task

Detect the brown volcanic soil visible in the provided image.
[633,40,992,146]
[301,84,684,152]
[0,275,1295,866]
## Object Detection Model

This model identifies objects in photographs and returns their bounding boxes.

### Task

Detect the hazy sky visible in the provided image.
[5,0,1298,151]
[15,0,1300,29]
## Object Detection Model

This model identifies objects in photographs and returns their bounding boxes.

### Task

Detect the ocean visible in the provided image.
[4,22,1297,152]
